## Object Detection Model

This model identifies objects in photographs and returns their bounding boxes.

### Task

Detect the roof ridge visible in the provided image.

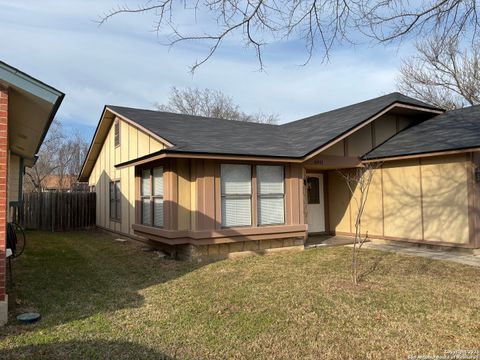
[107,105,281,127]
[281,92,440,127]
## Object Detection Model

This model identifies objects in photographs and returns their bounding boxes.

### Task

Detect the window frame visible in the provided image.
[220,164,252,228]
[109,180,121,221]
[256,165,286,226]
[140,167,164,228]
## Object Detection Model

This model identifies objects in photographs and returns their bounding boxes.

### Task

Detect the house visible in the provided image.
[0,61,64,324]
[79,92,480,260]
[24,174,83,192]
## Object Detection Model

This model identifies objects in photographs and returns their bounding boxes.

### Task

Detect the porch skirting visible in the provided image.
[175,237,305,262]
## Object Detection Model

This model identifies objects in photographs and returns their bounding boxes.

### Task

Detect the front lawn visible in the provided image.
[0,231,479,359]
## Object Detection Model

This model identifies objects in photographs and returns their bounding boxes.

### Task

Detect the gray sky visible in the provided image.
[0,0,414,141]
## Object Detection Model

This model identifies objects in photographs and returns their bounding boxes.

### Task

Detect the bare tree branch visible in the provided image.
[155,86,279,123]
[24,121,89,192]
[397,36,480,110]
[98,0,480,71]
[338,162,382,285]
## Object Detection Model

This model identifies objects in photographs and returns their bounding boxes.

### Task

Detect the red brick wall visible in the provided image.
[0,85,8,301]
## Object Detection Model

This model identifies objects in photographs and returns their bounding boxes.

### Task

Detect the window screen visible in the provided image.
[257,165,284,225]
[221,164,251,227]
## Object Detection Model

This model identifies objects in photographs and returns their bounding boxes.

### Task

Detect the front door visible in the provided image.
[307,175,325,233]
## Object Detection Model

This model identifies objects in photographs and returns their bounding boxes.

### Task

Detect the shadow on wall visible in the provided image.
[328,158,472,244]
[0,340,174,360]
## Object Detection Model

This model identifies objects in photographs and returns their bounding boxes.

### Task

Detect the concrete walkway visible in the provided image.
[305,235,355,249]
[362,242,480,267]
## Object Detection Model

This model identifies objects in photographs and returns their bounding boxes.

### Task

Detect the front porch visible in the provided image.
[305,234,356,249]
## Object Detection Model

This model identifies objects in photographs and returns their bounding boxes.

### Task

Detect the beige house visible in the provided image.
[79,93,480,260]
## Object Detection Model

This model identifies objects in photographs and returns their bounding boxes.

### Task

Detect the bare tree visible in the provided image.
[25,120,65,192]
[398,37,480,110]
[155,86,278,124]
[339,162,381,285]
[25,122,89,192]
[99,1,480,71]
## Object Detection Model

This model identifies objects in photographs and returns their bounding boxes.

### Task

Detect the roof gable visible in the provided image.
[281,92,440,157]
[364,105,480,160]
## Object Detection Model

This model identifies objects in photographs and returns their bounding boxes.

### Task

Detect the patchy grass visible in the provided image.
[0,231,479,359]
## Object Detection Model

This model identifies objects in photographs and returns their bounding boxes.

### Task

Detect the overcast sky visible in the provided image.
[0,0,414,142]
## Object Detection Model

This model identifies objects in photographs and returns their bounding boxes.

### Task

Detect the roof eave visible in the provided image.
[362,146,480,162]
[0,61,65,157]
[114,149,303,169]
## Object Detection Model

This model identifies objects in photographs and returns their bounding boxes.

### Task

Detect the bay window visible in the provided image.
[221,164,252,227]
[141,167,164,227]
[256,165,285,225]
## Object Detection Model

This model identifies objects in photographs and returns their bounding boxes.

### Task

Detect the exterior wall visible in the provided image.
[88,117,165,236]
[307,113,420,173]
[189,160,305,231]
[471,152,480,248]
[346,114,414,157]
[0,85,8,305]
[176,238,305,261]
[132,159,307,255]
[328,154,473,247]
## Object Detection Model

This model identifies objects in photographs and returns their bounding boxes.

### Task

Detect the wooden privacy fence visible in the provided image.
[20,192,96,231]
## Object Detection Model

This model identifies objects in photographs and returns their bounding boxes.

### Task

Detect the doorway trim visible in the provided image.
[306,173,327,234]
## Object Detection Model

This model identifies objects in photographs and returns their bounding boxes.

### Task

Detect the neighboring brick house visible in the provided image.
[0,61,63,324]
[24,174,79,192]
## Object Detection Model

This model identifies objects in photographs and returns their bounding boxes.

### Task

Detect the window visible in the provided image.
[114,119,120,147]
[141,167,164,227]
[307,177,320,204]
[89,185,96,193]
[256,165,285,225]
[221,164,251,227]
[109,181,121,221]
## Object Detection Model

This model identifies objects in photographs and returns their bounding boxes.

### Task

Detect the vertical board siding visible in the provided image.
[421,155,469,243]
[177,159,191,231]
[328,155,472,245]
[472,152,480,248]
[327,172,352,233]
[88,117,165,236]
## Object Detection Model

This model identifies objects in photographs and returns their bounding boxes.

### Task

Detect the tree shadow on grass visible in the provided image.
[0,339,175,360]
[2,230,203,336]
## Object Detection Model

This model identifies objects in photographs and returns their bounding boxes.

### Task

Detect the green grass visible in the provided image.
[0,231,479,359]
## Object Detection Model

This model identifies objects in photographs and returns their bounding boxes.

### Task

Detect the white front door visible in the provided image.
[307,174,325,233]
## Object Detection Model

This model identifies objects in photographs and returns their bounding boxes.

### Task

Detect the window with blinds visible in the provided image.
[221,164,252,227]
[141,167,164,227]
[109,180,121,221]
[256,165,285,225]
